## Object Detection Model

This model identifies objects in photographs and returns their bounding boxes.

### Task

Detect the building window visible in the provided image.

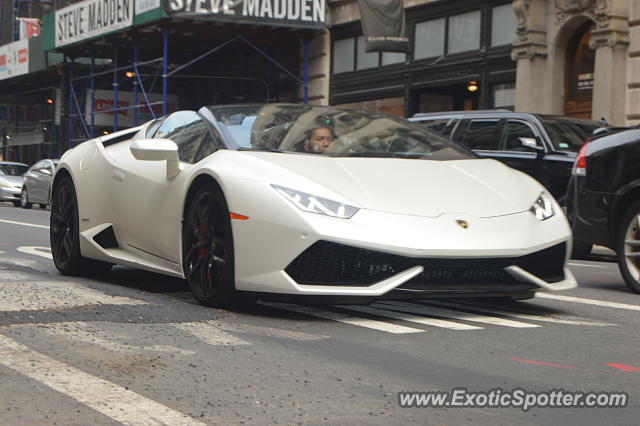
[414,18,445,60]
[382,51,406,66]
[448,10,481,54]
[491,3,517,47]
[492,82,516,109]
[356,36,379,70]
[333,38,355,73]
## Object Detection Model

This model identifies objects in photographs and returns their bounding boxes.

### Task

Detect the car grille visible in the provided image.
[285,241,566,287]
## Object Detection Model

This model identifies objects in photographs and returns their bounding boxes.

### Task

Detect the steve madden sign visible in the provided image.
[167,0,325,29]
[55,0,134,47]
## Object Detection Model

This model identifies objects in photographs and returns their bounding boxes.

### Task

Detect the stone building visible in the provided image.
[321,0,640,126]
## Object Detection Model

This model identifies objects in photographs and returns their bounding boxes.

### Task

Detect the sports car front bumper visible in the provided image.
[230,197,577,298]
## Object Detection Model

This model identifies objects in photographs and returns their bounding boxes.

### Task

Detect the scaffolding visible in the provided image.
[66,31,311,145]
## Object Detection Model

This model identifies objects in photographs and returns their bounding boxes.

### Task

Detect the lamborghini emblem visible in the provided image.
[456,220,468,229]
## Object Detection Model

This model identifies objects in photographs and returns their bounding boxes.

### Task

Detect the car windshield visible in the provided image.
[0,164,28,176]
[207,105,473,160]
[539,116,599,152]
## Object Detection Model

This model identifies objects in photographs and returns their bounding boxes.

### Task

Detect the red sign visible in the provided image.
[94,99,131,117]
[17,49,28,64]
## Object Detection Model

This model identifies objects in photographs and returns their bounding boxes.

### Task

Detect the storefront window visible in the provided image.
[492,82,515,109]
[448,11,481,54]
[491,3,517,46]
[381,52,406,66]
[414,18,445,60]
[337,97,405,117]
[356,36,379,70]
[333,38,355,73]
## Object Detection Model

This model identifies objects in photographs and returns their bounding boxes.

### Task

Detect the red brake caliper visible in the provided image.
[197,224,209,260]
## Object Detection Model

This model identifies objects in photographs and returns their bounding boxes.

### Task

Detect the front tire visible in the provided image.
[616,200,640,293]
[50,176,111,276]
[21,187,32,209]
[182,184,245,307]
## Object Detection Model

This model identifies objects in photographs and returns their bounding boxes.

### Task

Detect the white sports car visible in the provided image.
[50,104,577,306]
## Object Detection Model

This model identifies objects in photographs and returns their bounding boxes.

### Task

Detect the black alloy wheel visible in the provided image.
[20,187,32,209]
[50,177,111,275]
[617,200,640,293]
[183,184,244,307]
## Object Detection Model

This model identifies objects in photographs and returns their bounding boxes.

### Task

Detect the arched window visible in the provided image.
[564,22,595,119]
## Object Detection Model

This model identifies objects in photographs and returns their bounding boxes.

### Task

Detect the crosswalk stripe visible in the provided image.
[0,281,147,312]
[260,302,423,334]
[376,301,540,328]
[337,305,482,330]
[218,322,330,341]
[428,301,614,326]
[567,262,606,268]
[536,293,640,311]
[0,333,206,426]
[171,321,251,346]
[0,218,49,229]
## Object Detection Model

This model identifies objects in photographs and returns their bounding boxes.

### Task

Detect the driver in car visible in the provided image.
[299,126,335,154]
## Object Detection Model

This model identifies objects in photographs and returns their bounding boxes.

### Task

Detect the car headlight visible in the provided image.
[530,192,555,221]
[272,185,359,219]
[0,180,11,189]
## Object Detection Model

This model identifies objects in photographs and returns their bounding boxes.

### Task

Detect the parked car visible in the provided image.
[409,110,605,204]
[21,158,59,209]
[50,104,576,307]
[0,161,29,207]
[567,129,640,293]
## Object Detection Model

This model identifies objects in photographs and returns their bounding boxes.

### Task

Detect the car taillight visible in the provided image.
[573,140,589,176]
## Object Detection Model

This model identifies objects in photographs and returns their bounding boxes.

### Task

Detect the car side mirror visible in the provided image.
[518,137,545,154]
[41,168,52,176]
[130,138,181,179]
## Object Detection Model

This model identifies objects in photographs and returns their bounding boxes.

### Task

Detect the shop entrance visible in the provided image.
[564,22,595,119]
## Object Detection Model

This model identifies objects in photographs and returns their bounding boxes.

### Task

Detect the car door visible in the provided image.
[493,119,545,182]
[111,111,223,265]
[27,160,51,203]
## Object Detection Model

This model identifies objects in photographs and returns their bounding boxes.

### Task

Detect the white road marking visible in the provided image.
[41,322,196,355]
[0,333,206,426]
[0,218,49,229]
[429,301,615,326]
[338,305,482,330]
[218,322,330,341]
[537,293,640,311]
[172,321,251,346]
[377,301,540,328]
[0,281,147,312]
[567,262,607,268]
[17,246,52,259]
[260,302,423,334]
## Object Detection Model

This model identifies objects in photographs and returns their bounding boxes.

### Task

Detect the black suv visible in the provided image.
[567,129,640,293]
[409,111,603,204]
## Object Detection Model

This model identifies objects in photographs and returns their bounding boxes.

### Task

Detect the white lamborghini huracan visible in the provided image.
[50,104,576,306]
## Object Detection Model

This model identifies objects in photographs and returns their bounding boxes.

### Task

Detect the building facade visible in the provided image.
[327,0,640,126]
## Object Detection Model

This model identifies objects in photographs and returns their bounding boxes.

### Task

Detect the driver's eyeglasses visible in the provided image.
[313,136,334,142]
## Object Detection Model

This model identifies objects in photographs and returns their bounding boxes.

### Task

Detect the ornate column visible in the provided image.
[627,1,640,125]
[512,0,549,113]
[585,1,629,124]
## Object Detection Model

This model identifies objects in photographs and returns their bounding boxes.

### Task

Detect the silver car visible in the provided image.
[21,159,59,209]
[0,161,29,207]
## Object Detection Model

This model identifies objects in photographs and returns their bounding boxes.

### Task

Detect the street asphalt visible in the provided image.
[0,202,638,425]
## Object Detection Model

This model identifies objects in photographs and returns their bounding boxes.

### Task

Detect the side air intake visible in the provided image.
[93,226,119,249]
